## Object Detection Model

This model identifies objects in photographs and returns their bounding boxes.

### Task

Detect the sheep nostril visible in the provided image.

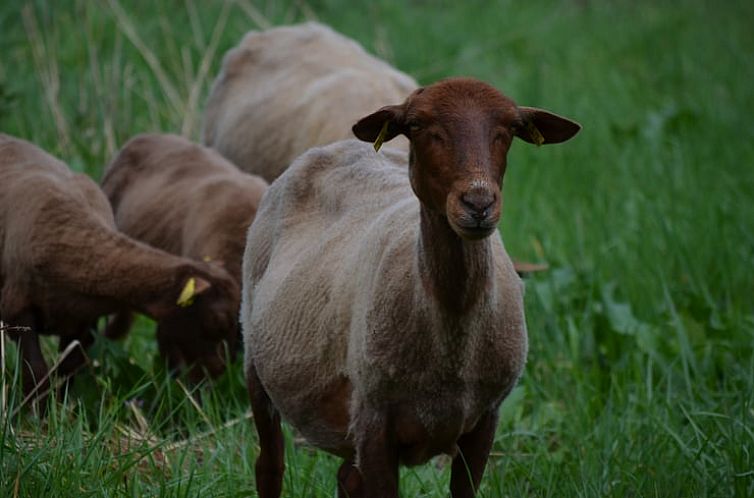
[461,193,495,220]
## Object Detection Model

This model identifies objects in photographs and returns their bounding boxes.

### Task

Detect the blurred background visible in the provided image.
[1,1,753,496]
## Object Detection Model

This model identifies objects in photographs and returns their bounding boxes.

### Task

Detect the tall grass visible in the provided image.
[1,0,753,496]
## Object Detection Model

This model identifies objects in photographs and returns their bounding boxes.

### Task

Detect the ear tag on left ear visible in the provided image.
[177,277,196,307]
[373,121,390,152]
[527,122,545,146]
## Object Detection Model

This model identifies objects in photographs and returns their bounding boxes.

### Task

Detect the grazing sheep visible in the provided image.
[0,134,238,399]
[202,21,418,182]
[101,133,267,372]
[241,78,580,497]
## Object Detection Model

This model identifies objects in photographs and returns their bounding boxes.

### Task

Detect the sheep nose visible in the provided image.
[461,190,496,220]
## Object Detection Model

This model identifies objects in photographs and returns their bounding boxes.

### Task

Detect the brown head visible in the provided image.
[353,77,581,240]
[143,260,241,380]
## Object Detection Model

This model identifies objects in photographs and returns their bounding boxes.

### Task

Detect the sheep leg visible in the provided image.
[449,409,499,498]
[56,326,94,395]
[355,421,399,498]
[6,311,50,404]
[156,324,184,375]
[337,457,363,498]
[247,363,284,498]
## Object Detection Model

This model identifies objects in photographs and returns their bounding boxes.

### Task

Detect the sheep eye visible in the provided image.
[408,122,422,133]
[493,131,507,144]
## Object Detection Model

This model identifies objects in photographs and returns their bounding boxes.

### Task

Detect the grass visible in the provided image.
[1,0,753,496]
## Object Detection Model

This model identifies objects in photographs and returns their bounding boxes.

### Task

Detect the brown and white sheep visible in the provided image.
[0,134,238,399]
[202,21,417,182]
[101,133,267,375]
[241,78,580,497]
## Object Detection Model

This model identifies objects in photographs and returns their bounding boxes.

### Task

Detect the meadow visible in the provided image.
[1,0,753,496]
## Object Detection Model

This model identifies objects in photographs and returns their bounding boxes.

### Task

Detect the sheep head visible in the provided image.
[353,77,581,240]
[144,261,240,379]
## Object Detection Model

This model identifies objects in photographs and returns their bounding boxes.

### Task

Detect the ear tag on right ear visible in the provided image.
[527,122,545,146]
[177,277,196,307]
[373,121,390,152]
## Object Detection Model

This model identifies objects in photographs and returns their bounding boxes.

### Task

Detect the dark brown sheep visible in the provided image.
[101,133,267,378]
[0,134,238,399]
[241,78,580,497]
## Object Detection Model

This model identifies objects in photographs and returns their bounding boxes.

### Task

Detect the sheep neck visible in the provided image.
[417,206,492,316]
[34,209,184,311]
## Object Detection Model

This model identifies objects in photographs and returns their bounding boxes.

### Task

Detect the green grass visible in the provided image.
[2,0,753,496]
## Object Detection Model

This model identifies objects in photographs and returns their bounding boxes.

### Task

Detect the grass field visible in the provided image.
[1,0,754,496]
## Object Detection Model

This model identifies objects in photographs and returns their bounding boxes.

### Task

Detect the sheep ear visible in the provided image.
[141,277,212,319]
[515,107,581,145]
[352,104,406,150]
[176,277,212,307]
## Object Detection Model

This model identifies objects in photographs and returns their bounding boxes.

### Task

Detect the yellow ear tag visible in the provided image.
[527,122,545,146]
[373,121,390,152]
[176,277,196,307]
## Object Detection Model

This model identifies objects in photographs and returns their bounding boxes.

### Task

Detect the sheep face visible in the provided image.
[147,263,240,380]
[352,77,581,240]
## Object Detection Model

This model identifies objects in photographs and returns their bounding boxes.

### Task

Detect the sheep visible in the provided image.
[201,21,418,183]
[240,77,580,497]
[0,134,239,400]
[100,133,268,371]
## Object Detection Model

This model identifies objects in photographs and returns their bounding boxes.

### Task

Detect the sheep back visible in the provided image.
[0,134,118,321]
[202,22,417,182]
[102,133,268,281]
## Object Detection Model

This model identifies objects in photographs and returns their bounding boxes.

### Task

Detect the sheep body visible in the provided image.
[202,22,417,182]
[0,134,237,394]
[102,133,267,287]
[241,77,580,496]
[242,140,527,460]
[100,133,266,377]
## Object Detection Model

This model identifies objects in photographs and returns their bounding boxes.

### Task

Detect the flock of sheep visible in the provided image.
[0,22,580,498]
